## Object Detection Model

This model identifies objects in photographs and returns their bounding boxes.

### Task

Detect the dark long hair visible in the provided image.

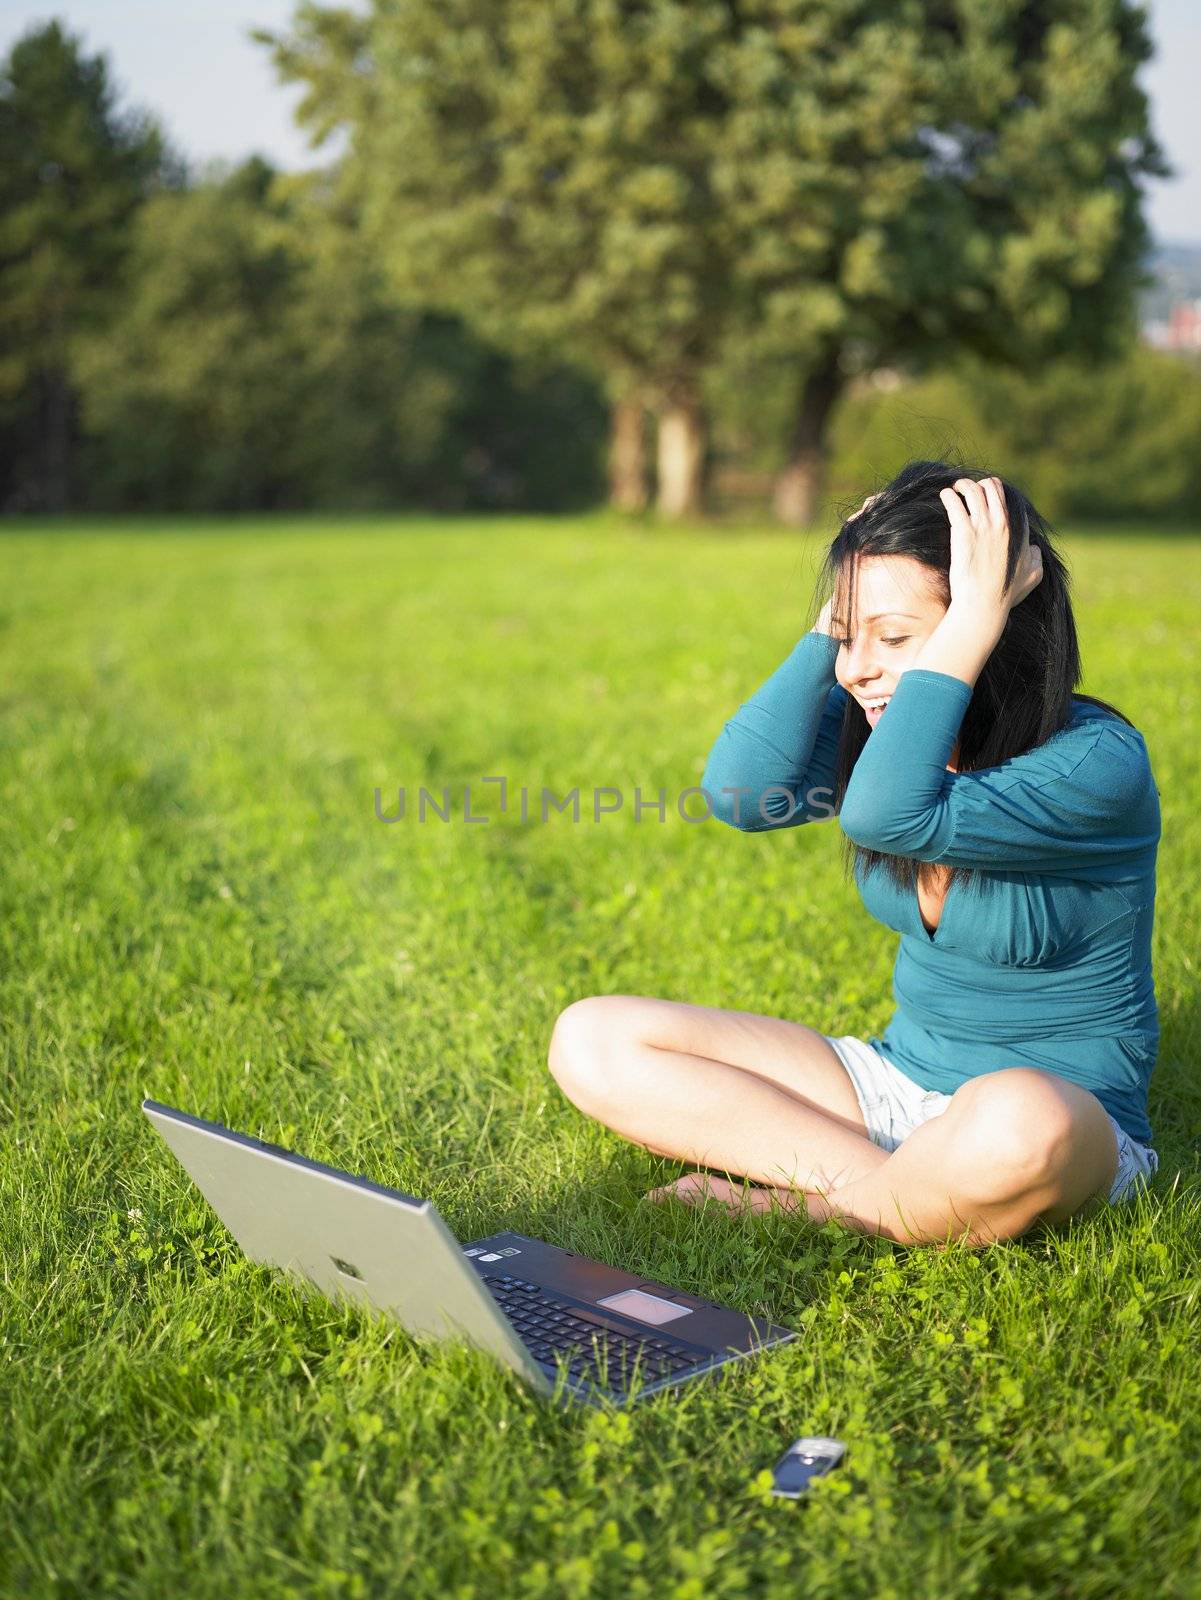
[813,458,1136,902]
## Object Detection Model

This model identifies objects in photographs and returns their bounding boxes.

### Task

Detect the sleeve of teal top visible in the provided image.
[701,630,849,831]
[838,666,1156,870]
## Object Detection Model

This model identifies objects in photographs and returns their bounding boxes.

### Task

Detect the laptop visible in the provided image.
[143,1099,798,1409]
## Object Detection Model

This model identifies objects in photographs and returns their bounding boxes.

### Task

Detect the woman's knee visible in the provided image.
[941,1068,1081,1201]
[547,995,644,1112]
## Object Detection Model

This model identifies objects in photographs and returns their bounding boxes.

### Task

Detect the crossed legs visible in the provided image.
[547,996,1121,1248]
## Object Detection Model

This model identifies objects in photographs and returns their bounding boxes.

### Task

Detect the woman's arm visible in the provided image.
[701,605,848,832]
[837,671,1156,871]
[837,478,1156,870]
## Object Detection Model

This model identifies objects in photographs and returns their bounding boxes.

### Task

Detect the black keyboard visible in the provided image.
[483,1274,705,1389]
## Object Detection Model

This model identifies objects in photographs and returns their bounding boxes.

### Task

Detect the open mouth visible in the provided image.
[862,698,890,725]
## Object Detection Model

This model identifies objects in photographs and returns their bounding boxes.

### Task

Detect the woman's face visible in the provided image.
[831,554,950,734]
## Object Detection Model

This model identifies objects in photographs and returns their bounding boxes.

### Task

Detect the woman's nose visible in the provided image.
[842,636,880,677]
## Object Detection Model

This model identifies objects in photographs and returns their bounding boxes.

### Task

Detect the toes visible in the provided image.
[643,1173,721,1207]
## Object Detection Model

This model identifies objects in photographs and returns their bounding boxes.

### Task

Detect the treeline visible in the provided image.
[712,342,1201,523]
[0,23,606,515]
[3,16,1200,523]
[71,159,609,515]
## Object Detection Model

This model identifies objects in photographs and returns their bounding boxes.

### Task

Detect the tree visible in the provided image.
[74,159,608,512]
[0,20,175,510]
[261,0,1168,524]
[73,157,314,510]
[260,0,731,518]
[729,1,1171,525]
[823,341,1201,523]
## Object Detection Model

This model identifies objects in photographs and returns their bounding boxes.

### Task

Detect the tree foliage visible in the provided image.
[2,9,1195,523]
[74,159,608,512]
[0,19,176,509]
[823,344,1201,523]
[261,0,1171,517]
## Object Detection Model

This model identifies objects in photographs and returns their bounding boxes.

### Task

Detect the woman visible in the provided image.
[547,460,1162,1248]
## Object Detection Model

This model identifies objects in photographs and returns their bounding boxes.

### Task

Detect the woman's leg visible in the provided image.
[659,1068,1122,1247]
[547,995,891,1196]
[799,1067,1122,1246]
[547,998,1121,1246]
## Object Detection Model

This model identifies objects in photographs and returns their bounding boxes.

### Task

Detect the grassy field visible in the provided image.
[2,512,1200,1600]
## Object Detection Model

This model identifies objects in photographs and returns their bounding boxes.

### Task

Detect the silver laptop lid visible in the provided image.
[142,1100,550,1395]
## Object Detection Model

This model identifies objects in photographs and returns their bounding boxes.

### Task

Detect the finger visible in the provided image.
[980,477,1006,523]
[939,486,973,532]
[1016,559,1044,604]
[940,486,978,544]
[953,478,988,519]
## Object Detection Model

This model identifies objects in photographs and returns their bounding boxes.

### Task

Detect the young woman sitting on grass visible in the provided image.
[547,460,1162,1248]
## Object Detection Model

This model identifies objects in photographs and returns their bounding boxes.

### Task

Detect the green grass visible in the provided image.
[2,512,1200,1600]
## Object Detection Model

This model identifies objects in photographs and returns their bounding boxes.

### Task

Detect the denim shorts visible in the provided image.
[822,1033,1159,1208]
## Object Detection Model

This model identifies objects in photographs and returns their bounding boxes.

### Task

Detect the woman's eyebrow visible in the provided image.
[830,610,920,626]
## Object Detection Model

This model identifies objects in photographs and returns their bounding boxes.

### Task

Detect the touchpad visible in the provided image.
[595,1288,693,1325]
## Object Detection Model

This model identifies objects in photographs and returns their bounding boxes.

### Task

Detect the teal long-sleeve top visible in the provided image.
[701,630,1162,1146]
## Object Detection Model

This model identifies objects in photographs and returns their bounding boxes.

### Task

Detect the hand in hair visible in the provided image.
[813,491,884,634]
[939,477,1044,628]
[850,490,883,520]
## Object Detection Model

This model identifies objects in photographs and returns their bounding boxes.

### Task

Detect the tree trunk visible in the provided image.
[772,350,845,527]
[608,393,649,513]
[656,393,707,519]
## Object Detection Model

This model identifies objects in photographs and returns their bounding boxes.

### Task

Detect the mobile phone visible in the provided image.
[768,1436,847,1499]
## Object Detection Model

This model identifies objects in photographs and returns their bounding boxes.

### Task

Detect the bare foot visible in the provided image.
[643,1172,803,1215]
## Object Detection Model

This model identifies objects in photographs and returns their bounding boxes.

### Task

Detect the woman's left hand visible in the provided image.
[939,477,1043,629]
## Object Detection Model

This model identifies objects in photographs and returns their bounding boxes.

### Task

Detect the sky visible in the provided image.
[1,0,1198,245]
